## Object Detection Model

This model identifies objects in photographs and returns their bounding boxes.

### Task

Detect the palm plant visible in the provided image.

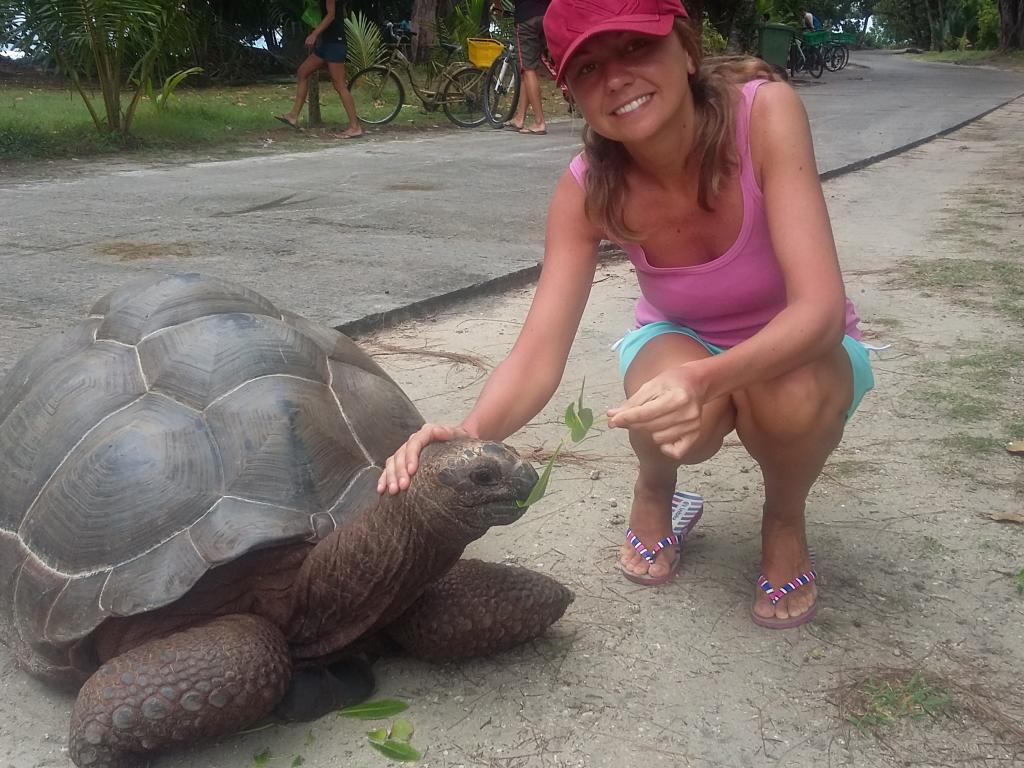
[1,0,192,136]
[438,0,488,54]
[344,10,386,72]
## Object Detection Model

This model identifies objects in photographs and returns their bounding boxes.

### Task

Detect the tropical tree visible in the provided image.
[0,0,192,135]
[999,0,1023,46]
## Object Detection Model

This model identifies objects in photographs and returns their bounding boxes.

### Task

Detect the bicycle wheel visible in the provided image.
[348,66,404,125]
[788,45,799,77]
[823,44,841,72]
[482,53,521,127]
[807,46,824,78]
[441,65,487,128]
[836,43,850,70]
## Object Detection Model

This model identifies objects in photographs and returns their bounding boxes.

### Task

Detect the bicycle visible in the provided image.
[788,35,824,79]
[347,22,487,128]
[480,18,576,127]
[822,32,852,72]
[481,34,521,127]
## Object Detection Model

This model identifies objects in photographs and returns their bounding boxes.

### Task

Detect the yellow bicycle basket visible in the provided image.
[467,38,504,69]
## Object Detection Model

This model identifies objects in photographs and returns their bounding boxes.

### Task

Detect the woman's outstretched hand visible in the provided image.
[378,424,472,495]
[606,368,706,460]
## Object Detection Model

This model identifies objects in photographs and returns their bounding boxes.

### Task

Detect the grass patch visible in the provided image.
[912,49,1024,71]
[844,671,952,733]
[0,74,575,162]
[901,258,1024,323]
[824,458,879,479]
[917,387,999,422]
[919,535,948,555]
[868,316,904,330]
[1015,568,1024,595]
[938,433,1002,457]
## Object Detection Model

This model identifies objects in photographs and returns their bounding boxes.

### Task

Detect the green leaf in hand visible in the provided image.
[389,719,415,744]
[516,442,562,507]
[370,740,422,762]
[338,699,409,719]
[564,402,586,442]
[566,379,595,442]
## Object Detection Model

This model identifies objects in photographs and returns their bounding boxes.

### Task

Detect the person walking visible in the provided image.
[275,0,363,139]
[495,0,551,135]
[379,0,873,630]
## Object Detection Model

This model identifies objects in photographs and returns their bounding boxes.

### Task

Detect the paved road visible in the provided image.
[1,51,1021,358]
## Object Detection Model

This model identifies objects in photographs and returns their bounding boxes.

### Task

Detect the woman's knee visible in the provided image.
[628,401,733,466]
[738,356,850,442]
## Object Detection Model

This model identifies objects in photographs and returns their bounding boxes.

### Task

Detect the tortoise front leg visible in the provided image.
[70,614,291,768]
[384,559,574,662]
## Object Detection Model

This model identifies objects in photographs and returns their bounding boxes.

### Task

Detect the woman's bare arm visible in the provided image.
[379,170,603,492]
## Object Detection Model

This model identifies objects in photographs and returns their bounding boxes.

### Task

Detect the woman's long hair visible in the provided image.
[581,21,785,243]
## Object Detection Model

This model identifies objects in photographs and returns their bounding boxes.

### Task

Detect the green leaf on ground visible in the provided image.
[516,442,562,507]
[251,748,272,767]
[367,727,389,744]
[338,699,409,719]
[389,719,415,743]
[290,757,306,767]
[369,739,422,761]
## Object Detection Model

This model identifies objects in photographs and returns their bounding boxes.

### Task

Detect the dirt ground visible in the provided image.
[1,99,1022,768]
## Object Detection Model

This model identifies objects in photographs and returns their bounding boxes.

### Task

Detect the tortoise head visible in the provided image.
[408,439,539,535]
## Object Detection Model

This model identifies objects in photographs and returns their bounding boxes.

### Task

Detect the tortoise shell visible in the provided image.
[0,273,423,675]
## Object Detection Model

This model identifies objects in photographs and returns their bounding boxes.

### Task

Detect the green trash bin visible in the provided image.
[758,23,794,69]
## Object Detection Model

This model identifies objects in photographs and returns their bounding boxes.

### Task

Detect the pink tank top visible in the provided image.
[569,78,861,348]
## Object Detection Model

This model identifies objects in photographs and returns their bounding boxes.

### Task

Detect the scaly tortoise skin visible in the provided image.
[0,273,572,768]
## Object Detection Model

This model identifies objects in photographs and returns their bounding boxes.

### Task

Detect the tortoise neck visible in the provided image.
[284,493,476,655]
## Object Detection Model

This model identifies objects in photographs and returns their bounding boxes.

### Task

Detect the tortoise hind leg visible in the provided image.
[384,559,574,662]
[70,614,291,768]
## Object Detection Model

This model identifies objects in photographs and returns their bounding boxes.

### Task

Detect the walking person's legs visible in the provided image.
[326,61,363,138]
[507,15,547,134]
[520,67,547,134]
[276,53,326,128]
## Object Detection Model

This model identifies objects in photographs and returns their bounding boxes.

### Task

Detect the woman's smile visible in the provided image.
[612,94,654,117]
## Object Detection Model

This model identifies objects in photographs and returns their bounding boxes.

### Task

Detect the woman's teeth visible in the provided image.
[614,95,651,115]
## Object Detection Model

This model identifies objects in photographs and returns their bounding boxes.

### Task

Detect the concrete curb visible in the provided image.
[337,90,1024,339]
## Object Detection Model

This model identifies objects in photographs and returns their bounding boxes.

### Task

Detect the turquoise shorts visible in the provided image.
[617,321,874,422]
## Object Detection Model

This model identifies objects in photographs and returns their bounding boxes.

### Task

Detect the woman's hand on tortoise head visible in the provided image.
[378,424,473,495]
[606,367,707,461]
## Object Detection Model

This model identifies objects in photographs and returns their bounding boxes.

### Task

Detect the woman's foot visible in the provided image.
[752,519,817,625]
[274,114,300,129]
[519,123,547,135]
[619,485,676,581]
[334,127,363,139]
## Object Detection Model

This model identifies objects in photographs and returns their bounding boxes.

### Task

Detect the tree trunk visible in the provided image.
[725,0,757,54]
[998,0,1024,48]
[308,76,322,126]
[410,0,439,63]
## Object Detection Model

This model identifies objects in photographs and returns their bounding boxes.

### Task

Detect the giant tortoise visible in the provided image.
[0,273,573,768]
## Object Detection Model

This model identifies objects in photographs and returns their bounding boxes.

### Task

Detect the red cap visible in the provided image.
[544,0,690,85]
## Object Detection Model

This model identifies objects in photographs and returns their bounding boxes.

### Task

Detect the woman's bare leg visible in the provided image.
[619,334,735,579]
[733,344,853,622]
[327,62,363,137]
[278,54,325,126]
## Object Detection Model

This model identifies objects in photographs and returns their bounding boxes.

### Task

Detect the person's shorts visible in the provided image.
[516,15,546,70]
[616,321,874,422]
[314,40,347,64]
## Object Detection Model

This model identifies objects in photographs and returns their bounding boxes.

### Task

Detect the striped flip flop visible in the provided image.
[750,550,819,629]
